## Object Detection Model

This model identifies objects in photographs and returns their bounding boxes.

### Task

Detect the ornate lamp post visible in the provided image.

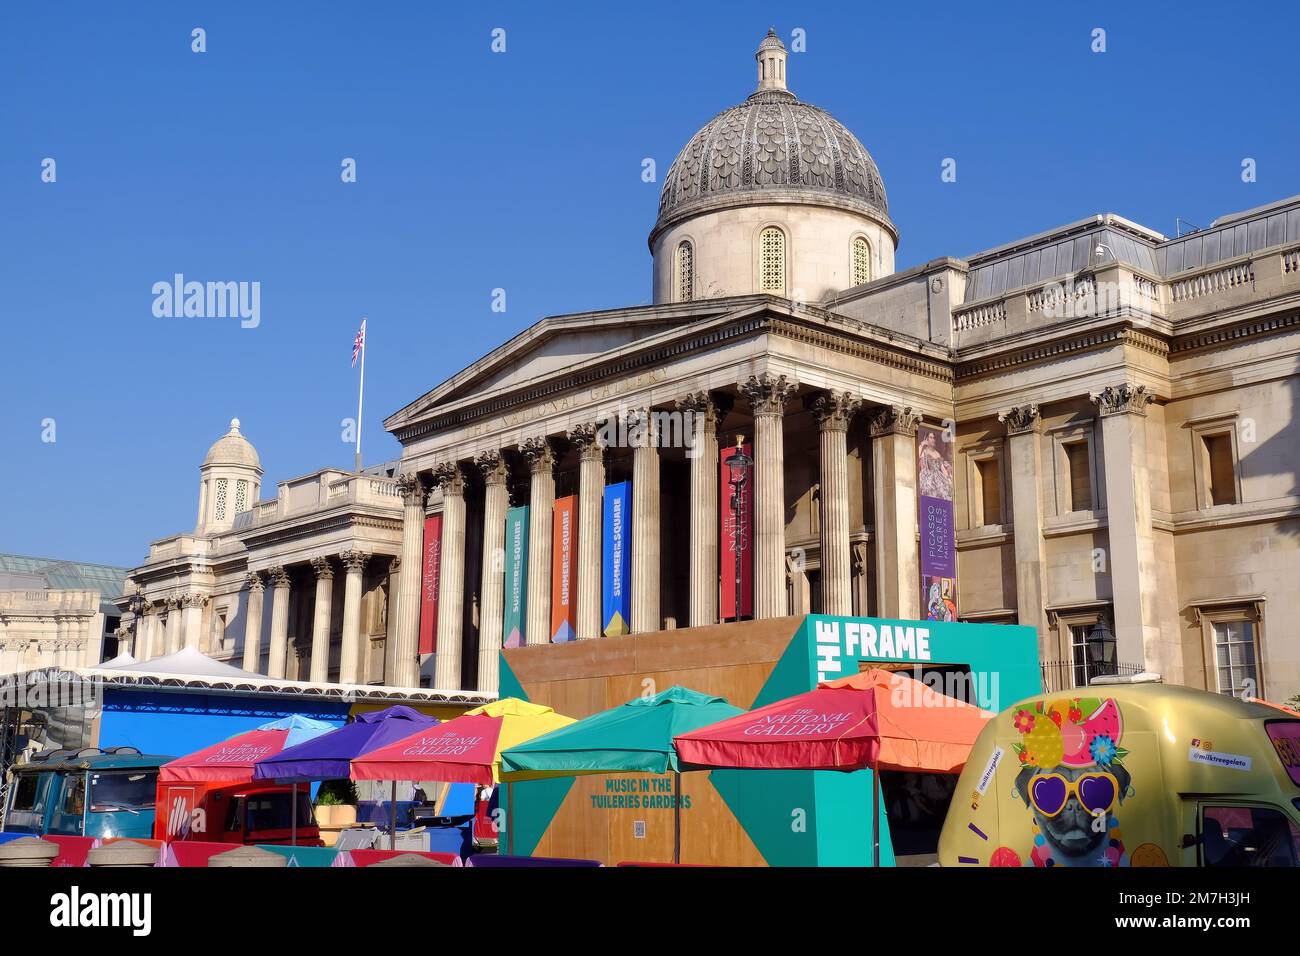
[1086,616,1117,679]
[726,435,751,623]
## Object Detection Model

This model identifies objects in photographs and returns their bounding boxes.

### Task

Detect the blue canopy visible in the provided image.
[253,706,437,782]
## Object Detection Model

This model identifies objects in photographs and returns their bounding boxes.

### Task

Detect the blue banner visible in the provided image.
[504,505,529,647]
[601,481,631,636]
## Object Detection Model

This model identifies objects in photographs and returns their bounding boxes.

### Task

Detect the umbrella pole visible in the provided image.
[390,780,397,851]
[871,767,880,868]
[291,782,298,846]
[673,772,682,865]
[507,781,515,856]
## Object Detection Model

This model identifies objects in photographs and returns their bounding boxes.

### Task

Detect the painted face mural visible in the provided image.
[1009,698,1132,867]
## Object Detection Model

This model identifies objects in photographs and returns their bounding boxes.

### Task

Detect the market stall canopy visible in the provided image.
[500,686,744,780]
[253,705,439,782]
[99,651,136,668]
[674,668,994,773]
[160,715,336,783]
[351,698,574,785]
[98,645,264,681]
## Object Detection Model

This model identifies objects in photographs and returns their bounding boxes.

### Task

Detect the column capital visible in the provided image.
[165,596,183,611]
[182,592,209,610]
[388,555,402,575]
[1090,383,1151,417]
[474,450,511,486]
[340,549,370,573]
[522,436,557,474]
[433,462,467,496]
[244,571,265,594]
[396,472,430,507]
[311,556,335,580]
[811,391,862,432]
[868,404,921,438]
[268,565,291,588]
[740,373,796,417]
[675,390,731,429]
[998,403,1042,435]
[566,422,607,461]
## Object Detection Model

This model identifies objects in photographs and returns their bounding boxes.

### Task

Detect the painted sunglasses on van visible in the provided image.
[1029,771,1119,818]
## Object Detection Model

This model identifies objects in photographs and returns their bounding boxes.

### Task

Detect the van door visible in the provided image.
[1197,802,1300,867]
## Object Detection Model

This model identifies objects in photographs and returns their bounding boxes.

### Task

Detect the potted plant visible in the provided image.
[314,780,358,846]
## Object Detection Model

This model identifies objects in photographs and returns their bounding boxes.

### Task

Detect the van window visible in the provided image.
[63,776,85,817]
[89,771,158,811]
[1201,805,1300,867]
[244,792,314,832]
[11,775,41,812]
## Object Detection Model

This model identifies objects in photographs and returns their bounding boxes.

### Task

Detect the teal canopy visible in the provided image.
[499,686,744,779]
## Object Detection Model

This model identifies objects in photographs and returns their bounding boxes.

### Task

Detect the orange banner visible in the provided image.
[551,495,578,642]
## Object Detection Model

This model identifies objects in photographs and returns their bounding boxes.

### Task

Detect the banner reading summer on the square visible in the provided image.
[503,505,529,647]
[917,422,957,621]
[551,494,577,643]
[602,480,630,636]
[418,513,442,654]
[719,441,753,620]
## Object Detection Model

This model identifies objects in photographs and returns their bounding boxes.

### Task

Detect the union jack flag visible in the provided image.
[352,318,366,367]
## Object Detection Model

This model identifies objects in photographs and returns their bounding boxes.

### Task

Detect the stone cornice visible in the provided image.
[767,318,954,383]
[955,324,1168,381]
[238,511,401,553]
[1169,310,1300,355]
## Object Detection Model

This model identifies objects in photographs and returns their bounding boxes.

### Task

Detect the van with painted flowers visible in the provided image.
[938,683,1300,867]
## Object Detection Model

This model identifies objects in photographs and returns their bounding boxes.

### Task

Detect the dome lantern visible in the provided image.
[196,417,263,533]
[755,27,788,94]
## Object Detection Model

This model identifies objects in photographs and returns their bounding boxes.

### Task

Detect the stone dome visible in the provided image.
[653,31,892,243]
[202,418,261,470]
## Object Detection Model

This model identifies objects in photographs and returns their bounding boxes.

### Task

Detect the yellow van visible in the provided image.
[939,683,1300,867]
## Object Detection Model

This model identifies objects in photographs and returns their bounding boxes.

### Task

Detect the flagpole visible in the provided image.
[355,318,366,473]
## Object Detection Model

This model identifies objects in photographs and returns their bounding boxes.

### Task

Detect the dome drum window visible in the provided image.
[852,236,872,287]
[214,478,229,522]
[676,241,694,302]
[760,227,786,294]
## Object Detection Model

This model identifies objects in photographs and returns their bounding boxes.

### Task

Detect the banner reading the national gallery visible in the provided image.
[719,441,754,620]
[503,505,529,648]
[917,423,957,621]
[551,494,577,643]
[602,481,630,637]
[418,514,442,654]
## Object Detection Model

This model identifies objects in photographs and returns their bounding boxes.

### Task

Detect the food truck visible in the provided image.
[153,777,320,846]
[2,747,170,840]
[939,683,1300,867]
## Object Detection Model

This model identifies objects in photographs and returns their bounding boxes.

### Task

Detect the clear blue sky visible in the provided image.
[2,1,1297,569]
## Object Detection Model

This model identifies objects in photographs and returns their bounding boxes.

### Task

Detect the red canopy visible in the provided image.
[673,668,993,773]
[159,729,290,783]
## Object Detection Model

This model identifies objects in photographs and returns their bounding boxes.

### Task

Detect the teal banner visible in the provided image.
[503,505,529,648]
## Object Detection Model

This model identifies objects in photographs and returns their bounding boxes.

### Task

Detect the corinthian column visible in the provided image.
[432,464,467,689]
[629,410,661,633]
[677,392,725,627]
[393,473,429,688]
[266,566,292,679]
[999,404,1050,658]
[164,598,182,655]
[338,550,369,684]
[741,374,797,619]
[475,451,510,691]
[812,391,862,616]
[567,423,606,640]
[870,404,922,619]
[522,437,556,645]
[181,593,207,649]
[241,572,266,672]
[309,557,335,682]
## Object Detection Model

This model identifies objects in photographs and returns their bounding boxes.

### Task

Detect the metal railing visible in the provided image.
[1040,659,1144,694]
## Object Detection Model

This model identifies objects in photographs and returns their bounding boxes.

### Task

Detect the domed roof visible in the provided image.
[654,31,892,241]
[202,418,261,470]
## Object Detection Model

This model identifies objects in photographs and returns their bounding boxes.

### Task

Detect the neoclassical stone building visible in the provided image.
[124,31,1300,703]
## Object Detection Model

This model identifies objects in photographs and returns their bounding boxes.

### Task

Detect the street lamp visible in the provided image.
[1086,616,1117,677]
[726,435,751,622]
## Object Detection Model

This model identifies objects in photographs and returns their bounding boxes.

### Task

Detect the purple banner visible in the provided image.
[917,423,957,622]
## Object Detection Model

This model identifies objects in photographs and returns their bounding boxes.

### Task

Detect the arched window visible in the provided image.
[759,227,785,293]
[676,240,694,302]
[852,235,872,286]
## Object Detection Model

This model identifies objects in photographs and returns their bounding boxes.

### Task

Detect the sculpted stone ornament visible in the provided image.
[432,462,467,496]
[182,593,209,610]
[268,565,291,588]
[999,403,1042,435]
[521,437,557,474]
[311,556,334,580]
[1091,383,1151,417]
[567,422,607,461]
[675,390,730,429]
[396,472,429,508]
[868,404,922,438]
[740,373,797,417]
[811,391,862,432]
[244,571,265,593]
[340,549,370,574]
[387,556,402,576]
[475,450,510,486]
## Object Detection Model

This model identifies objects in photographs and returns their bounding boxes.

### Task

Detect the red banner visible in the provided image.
[418,514,442,654]
[550,495,577,642]
[719,442,754,620]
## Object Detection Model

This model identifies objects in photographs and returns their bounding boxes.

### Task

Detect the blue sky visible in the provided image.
[2,0,1297,569]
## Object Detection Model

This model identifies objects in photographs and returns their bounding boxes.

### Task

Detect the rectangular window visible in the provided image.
[1213,620,1259,697]
[1203,433,1238,506]
[1201,805,1299,867]
[975,458,1001,526]
[1064,441,1092,512]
